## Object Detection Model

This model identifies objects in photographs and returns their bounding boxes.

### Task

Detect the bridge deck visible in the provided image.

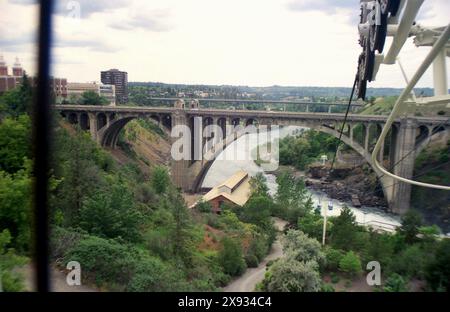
[53,105,449,125]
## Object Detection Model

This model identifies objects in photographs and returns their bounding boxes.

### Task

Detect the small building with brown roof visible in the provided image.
[201,170,252,213]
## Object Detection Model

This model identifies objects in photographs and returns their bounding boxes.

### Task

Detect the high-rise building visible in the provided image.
[100,69,128,104]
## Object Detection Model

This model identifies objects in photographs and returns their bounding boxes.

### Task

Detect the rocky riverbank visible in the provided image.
[274,164,388,208]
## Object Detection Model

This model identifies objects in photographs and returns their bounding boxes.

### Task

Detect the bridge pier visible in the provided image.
[387,118,417,214]
[88,112,98,141]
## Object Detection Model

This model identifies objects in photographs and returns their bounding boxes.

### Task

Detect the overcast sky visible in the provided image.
[0,0,449,88]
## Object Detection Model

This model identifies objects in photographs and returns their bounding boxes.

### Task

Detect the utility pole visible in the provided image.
[322,200,333,246]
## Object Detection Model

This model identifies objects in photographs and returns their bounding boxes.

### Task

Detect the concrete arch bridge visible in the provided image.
[54,104,450,214]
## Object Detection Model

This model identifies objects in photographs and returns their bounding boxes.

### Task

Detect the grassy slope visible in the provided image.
[359,96,396,115]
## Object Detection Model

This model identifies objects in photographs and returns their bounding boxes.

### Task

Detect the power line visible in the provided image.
[330,76,358,170]
[365,158,450,200]
[368,117,450,197]
[382,118,449,177]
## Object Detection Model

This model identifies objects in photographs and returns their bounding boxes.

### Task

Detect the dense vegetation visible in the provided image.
[0,76,33,291]
[64,90,109,106]
[412,141,450,232]
[279,130,339,170]
[259,199,450,292]
[0,80,280,291]
[0,78,448,292]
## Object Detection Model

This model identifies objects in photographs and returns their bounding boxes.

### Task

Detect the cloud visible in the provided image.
[0,33,36,52]
[8,0,37,4]
[288,0,356,14]
[9,0,128,18]
[52,37,120,53]
[110,9,172,32]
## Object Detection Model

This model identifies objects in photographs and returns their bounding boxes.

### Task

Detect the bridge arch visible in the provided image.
[68,112,78,124]
[80,113,89,130]
[97,113,107,130]
[189,119,393,208]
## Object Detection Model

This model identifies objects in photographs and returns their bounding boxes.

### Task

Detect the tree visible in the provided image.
[196,199,212,213]
[426,239,450,291]
[78,90,108,105]
[339,251,362,277]
[365,231,395,270]
[0,115,31,173]
[298,212,327,242]
[329,206,360,251]
[0,166,32,251]
[249,173,270,198]
[389,245,428,279]
[151,166,170,194]
[383,273,408,292]
[79,183,142,242]
[399,210,423,244]
[0,74,33,117]
[264,258,321,292]
[274,172,312,222]
[282,230,324,264]
[0,229,27,291]
[166,190,196,266]
[52,128,104,225]
[240,195,272,228]
[324,247,344,271]
[218,237,246,276]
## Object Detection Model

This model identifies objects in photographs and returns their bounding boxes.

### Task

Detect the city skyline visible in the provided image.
[1,0,449,88]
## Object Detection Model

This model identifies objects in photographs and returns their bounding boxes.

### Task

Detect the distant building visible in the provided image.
[98,84,116,106]
[100,69,128,104]
[50,77,68,99]
[0,56,67,99]
[0,56,24,94]
[67,82,116,105]
[200,170,251,213]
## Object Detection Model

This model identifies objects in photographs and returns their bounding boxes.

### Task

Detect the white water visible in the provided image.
[202,126,401,232]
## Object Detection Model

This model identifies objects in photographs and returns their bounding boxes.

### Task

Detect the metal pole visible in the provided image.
[33,0,54,292]
[372,24,450,190]
[433,49,448,96]
[397,57,417,101]
[322,203,327,246]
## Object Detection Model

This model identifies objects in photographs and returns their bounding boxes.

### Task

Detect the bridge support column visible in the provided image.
[389,118,417,214]
[88,113,98,142]
[364,124,370,152]
[378,137,385,164]
[170,111,193,191]
[328,105,332,113]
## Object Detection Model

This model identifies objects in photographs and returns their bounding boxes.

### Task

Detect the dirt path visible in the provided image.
[222,218,288,292]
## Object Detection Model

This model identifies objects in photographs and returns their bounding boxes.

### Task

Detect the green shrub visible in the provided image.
[330,273,340,284]
[245,254,259,268]
[325,248,344,271]
[197,199,212,213]
[339,251,362,277]
[383,273,408,292]
[218,237,246,276]
[64,236,139,287]
[389,245,427,279]
[321,283,335,292]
